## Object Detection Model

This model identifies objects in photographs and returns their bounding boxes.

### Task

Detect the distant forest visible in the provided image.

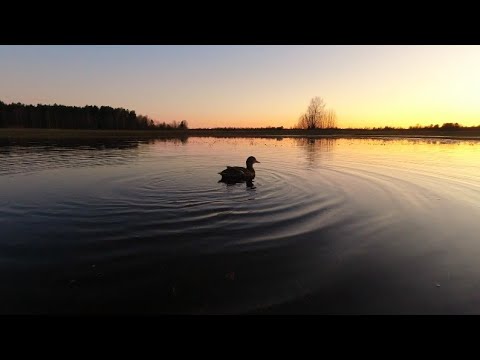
[0,101,187,130]
[1,100,478,133]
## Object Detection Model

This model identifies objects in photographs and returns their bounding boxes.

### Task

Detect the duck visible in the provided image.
[218,156,260,183]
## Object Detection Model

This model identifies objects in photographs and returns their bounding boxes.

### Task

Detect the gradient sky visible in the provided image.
[1,45,479,128]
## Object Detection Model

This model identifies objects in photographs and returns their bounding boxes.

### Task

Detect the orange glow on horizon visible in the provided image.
[2,45,480,130]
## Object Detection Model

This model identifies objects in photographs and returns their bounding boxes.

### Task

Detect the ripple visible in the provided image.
[3,137,480,313]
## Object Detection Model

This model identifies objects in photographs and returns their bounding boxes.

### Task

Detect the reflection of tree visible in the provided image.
[152,136,189,145]
[0,137,149,175]
[294,137,335,167]
[0,137,143,150]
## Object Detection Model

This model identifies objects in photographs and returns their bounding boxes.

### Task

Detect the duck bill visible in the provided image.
[255,160,260,163]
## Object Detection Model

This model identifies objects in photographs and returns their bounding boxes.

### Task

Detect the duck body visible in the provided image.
[218,156,260,183]
[219,166,256,182]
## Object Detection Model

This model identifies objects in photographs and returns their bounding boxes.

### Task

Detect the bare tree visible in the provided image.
[297,97,327,129]
[297,113,308,129]
[295,97,339,129]
[324,109,337,129]
[307,96,326,129]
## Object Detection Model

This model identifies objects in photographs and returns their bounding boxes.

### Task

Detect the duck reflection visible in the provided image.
[218,178,256,189]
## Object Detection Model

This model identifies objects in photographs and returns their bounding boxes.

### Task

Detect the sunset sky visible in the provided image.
[1,45,479,129]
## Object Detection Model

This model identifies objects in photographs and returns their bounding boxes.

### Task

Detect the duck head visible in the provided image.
[246,156,260,169]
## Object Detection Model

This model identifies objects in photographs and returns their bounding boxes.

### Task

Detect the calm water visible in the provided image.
[1,136,480,314]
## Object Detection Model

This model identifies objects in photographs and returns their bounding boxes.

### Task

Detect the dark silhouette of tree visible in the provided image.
[0,100,187,130]
[298,97,325,129]
[297,97,337,129]
[441,122,461,130]
[324,109,337,129]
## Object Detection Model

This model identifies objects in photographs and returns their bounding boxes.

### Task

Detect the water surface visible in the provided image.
[1,136,480,314]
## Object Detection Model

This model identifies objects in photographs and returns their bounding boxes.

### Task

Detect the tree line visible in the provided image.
[362,123,476,131]
[0,101,188,130]
[408,123,464,130]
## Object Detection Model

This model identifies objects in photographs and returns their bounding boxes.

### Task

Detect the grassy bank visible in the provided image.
[191,128,480,140]
[2,128,480,140]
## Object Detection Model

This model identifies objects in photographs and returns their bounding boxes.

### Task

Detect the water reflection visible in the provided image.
[0,137,141,149]
[293,137,335,167]
[153,136,189,145]
[0,135,189,148]
[0,136,189,176]
[218,178,256,189]
[2,135,480,314]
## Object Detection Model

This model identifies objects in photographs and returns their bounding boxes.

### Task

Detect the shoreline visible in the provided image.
[2,128,480,141]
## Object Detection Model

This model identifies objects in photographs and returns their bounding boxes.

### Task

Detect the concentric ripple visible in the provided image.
[2,136,480,314]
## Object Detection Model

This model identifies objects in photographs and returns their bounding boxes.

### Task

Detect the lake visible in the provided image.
[1,135,480,314]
